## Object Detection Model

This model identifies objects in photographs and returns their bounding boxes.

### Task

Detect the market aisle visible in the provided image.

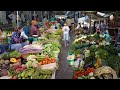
[55,31,75,79]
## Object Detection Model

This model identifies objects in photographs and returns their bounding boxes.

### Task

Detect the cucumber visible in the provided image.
[28,69,35,76]
[39,75,43,79]
[21,71,26,77]
[46,75,52,79]
[43,75,47,79]
[41,75,45,79]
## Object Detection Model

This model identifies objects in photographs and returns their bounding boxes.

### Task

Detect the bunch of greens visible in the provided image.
[106,55,120,76]
[10,50,22,58]
[95,49,108,60]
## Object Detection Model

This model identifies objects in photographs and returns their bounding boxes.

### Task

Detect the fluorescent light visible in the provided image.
[97,12,105,16]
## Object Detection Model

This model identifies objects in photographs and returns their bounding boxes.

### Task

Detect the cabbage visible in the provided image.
[26,60,33,68]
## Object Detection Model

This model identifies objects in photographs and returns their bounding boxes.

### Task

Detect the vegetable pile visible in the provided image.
[74,67,95,79]
[0,27,62,79]
[69,28,120,79]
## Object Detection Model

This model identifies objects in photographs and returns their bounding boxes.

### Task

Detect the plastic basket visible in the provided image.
[68,60,74,65]
[33,37,38,41]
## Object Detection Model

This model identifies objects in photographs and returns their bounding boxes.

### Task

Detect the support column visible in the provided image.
[0,11,7,24]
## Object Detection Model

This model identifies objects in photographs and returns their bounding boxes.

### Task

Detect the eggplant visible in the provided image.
[84,63,92,68]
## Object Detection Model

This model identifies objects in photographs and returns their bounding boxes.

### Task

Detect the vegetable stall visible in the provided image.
[68,28,120,79]
[0,28,63,79]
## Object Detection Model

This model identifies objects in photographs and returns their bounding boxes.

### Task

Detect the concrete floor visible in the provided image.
[55,32,75,79]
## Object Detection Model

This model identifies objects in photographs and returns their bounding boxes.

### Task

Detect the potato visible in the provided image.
[0,60,5,64]
[2,64,6,68]
[5,60,10,65]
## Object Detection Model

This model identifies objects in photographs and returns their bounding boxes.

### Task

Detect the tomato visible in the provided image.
[74,76,78,79]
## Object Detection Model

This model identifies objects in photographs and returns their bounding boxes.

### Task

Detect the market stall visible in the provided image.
[68,28,120,79]
[0,27,63,79]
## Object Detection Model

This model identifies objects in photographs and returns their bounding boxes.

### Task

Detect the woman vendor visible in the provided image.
[30,25,40,37]
[9,26,28,51]
[27,21,40,44]
[0,27,8,54]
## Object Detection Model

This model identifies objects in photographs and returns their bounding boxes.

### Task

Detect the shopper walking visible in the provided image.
[21,11,26,25]
[62,23,70,47]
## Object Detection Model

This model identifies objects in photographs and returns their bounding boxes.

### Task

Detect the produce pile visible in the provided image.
[19,44,44,54]
[0,29,63,79]
[69,30,120,79]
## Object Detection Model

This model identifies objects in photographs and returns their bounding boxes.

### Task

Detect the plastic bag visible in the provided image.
[40,63,57,70]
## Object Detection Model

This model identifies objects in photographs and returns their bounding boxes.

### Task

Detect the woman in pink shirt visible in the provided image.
[30,25,40,36]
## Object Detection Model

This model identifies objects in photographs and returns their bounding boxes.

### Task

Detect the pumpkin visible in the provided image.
[10,58,17,63]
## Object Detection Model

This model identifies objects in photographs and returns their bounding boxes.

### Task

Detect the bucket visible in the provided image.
[68,51,73,55]
[68,60,74,65]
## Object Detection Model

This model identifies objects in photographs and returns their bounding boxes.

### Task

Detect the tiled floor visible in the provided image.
[55,32,75,79]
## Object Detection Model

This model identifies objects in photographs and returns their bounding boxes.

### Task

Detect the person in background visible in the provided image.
[100,21,104,34]
[75,23,81,30]
[8,11,17,28]
[35,15,39,22]
[0,28,8,54]
[18,15,21,26]
[60,19,64,27]
[42,16,47,29]
[66,17,72,31]
[93,21,96,33]
[71,17,75,32]
[50,16,55,22]
[62,23,70,47]
[21,11,26,25]
[45,20,49,29]
[104,30,111,44]
[95,22,100,32]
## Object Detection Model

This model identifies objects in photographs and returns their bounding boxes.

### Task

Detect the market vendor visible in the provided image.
[10,26,28,51]
[30,25,40,36]
[104,30,111,43]
[23,25,30,37]
[0,27,8,54]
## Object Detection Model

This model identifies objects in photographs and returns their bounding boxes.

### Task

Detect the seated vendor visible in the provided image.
[30,25,40,36]
[23,25,30,37]
[0,27,8,54]
[10,26,28,51]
